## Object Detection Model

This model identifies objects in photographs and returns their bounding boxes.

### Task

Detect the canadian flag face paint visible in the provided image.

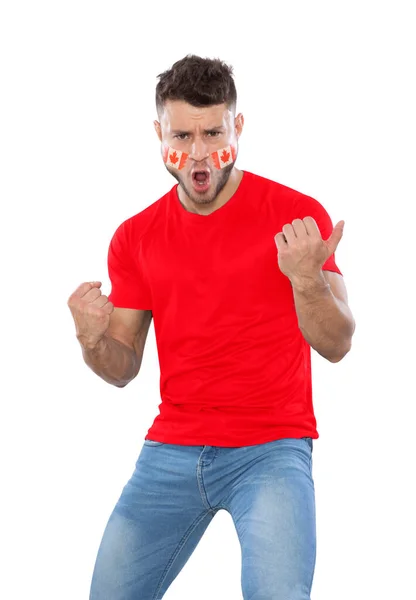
[211,145,237,169]
[163,145,189,170]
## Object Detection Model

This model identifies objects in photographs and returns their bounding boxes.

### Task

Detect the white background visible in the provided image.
[1,1,415,598]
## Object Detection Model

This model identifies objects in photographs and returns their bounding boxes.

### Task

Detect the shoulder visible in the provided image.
[245,170,298,198]
[113,187,173,244]
[246,171,314,202]
[246,171,324,211]
[246,172,335,231]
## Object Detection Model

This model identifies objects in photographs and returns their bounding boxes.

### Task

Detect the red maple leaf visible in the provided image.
[220,149,230,163]
[169,151,179,164]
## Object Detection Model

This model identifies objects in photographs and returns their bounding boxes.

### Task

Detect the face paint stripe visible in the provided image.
[163,145,189,170]
[212,151,221,169]
[178,151,188,170]
[211,145,237,169]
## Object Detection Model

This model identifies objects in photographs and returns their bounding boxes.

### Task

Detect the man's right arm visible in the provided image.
[80,308,153,388]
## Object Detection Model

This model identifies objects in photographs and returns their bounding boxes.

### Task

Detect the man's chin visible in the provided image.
[182,183,216,205]
[189,193,216,205]
[166,162,234,205]
[168,170,213,204]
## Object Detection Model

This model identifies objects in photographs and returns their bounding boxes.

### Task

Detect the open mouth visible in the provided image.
[192,169,211,192]
[192,170,210,187]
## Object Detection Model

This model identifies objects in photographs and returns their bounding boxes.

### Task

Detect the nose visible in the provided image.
[189,137,210,162]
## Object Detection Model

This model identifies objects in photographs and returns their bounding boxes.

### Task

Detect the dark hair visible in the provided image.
[156,54,237,115]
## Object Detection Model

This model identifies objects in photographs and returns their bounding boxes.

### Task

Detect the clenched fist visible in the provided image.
[67,281,114,349]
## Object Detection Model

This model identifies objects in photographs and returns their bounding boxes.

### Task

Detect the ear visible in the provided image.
[154,120,162,142]
[235,113,244,139]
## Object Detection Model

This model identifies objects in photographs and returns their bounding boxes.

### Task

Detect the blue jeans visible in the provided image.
[89,437,316,600]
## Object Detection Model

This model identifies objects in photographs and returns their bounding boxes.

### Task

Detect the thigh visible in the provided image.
[89,441,215,600]
[230,438,316,600]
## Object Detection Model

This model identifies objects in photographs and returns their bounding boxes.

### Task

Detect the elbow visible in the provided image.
[110,376,130,388]
[113,369,140,388]
[327,340,353,363]
[327,354,344,364]
[327,318,355,363]
[113,377,134,388]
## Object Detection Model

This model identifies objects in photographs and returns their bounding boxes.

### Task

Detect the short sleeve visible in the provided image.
[107,220,153,310]
[293,194,343,276]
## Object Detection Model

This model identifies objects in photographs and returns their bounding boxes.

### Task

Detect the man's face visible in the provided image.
[154,100,244,206]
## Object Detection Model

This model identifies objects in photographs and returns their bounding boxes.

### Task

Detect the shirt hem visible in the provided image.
[144,429,319,447]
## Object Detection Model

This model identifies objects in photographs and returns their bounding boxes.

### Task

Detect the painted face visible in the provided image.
[163,145,189,170]
[211,144,237,169]
[156,100,243,205]
[162,143,237,171]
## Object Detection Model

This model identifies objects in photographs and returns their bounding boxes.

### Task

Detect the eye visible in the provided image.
[174,133,189,140]
[207,131,221,137]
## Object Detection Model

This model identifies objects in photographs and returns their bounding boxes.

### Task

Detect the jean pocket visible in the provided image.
[143,439,165,447]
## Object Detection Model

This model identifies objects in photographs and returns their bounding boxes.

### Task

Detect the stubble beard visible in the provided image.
[167,163,235,206]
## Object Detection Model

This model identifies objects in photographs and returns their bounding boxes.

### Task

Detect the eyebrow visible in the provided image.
[171,126,225,135]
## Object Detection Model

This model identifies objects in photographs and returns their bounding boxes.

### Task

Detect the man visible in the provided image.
[68,55,355,600]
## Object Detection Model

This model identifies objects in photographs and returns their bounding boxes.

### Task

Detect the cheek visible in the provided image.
[211,144,237,170]
[163,143,189,171]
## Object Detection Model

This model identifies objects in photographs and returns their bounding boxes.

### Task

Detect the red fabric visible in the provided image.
[108,171,342,447]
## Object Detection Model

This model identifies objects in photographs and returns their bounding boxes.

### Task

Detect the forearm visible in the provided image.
[291,272,355,362]
[80,334,139,387]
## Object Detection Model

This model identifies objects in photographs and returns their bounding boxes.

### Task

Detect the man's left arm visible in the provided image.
[291,270,355,362]
[274,216,356,363]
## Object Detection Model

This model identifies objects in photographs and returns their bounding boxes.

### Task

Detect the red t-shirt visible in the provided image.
[107,171,342,447]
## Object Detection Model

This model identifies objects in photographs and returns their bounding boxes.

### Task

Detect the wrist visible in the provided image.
[78,334,107,352]
[289,271,331,294]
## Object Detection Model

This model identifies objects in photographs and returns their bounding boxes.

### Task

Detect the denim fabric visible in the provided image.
[90,437,315,600]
